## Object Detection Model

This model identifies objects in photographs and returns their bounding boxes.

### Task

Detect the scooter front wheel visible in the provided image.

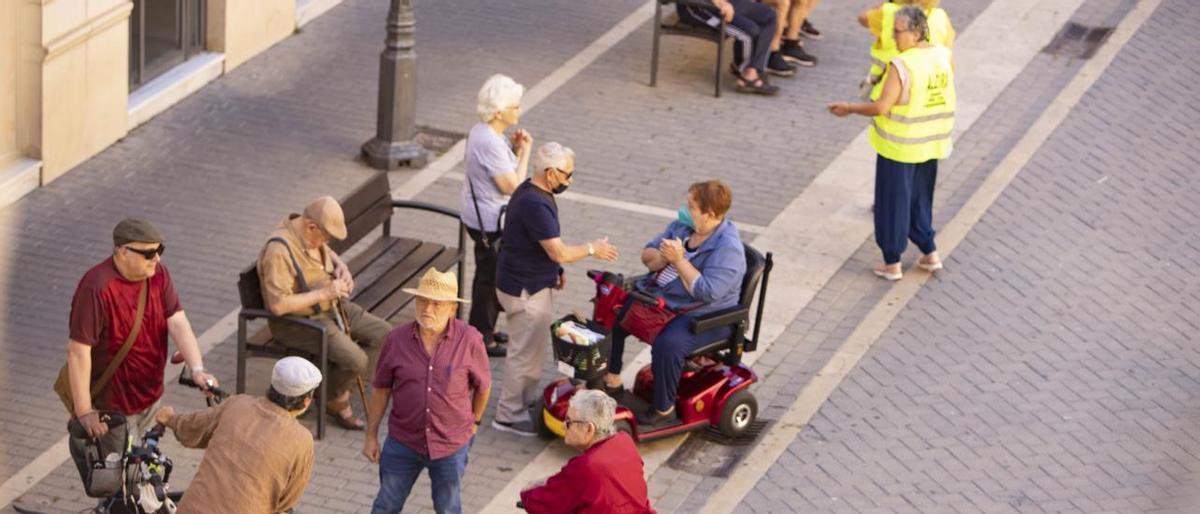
[529,396,557,440]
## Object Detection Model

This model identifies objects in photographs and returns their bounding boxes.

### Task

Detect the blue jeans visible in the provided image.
[371,436,473,514]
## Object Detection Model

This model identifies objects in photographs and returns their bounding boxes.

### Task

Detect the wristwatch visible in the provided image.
[587,243,595,256]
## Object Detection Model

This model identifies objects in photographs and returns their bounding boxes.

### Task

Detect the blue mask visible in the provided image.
[677,206,695,229]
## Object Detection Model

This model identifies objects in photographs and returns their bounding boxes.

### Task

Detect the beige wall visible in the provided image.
[208,0,296,71]
[1,1,18,166]
[40,0,132,183]
[8,0,303,187]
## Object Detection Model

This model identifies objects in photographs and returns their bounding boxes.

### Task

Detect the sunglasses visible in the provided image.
[125,244,165,260]
[552,167,574,181]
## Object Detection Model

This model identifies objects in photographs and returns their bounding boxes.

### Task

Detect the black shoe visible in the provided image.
[601,382,626,400]
[486,342,507,358]
[800,19,823,40]
[492,332,509,344]
[766,52,797,77]
[636,407,680,431]
[780,40,818,67]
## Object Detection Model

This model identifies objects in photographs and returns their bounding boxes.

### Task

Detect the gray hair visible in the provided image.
[569,389,617,438]
[533,142,575,176]
[895,5,930,42]
[476,74,525,123]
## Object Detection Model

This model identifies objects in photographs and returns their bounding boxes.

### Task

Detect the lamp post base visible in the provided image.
[361,138,429,170]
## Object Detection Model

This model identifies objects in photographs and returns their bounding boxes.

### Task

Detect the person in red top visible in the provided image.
[520,390,656,514]
[66,218,217,439]
[363,268,491,514]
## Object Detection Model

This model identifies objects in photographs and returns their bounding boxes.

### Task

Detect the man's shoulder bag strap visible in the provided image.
[266,237,320,315]
[54,280,148,415]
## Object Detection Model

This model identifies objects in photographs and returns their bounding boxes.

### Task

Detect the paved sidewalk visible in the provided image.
[5,0,1198,511]
[736,0,1200,511]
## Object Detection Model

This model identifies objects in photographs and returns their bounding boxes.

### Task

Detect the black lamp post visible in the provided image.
[361,0,428,170]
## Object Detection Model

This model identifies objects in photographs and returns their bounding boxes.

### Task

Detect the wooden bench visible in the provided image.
[235,172,465,439]
[650,0,727,97]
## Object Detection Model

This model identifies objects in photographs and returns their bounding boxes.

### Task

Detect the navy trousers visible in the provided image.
[874,154,938,265]
[678,0,777,76]
[607,302,733,412]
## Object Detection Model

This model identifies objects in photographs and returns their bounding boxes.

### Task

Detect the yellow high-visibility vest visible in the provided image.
[868,45,956,163]
[869,5,954,100]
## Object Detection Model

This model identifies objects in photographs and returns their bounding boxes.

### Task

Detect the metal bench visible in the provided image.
[650,0,727,97]
[235,172,465,439]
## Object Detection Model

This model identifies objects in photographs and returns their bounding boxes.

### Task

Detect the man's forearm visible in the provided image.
[167,311,204,369]
[365,387,391,436]
[66,341,93,415]
[471,388,491,422]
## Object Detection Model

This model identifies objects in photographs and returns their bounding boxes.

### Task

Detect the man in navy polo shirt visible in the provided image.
[492,142,619,436]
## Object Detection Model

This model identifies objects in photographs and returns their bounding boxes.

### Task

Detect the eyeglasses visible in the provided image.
[564,418,592,430]
[125,244,165,260]
[552,167,574,181]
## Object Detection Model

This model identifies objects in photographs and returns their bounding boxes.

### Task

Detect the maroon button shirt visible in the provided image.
[373,319,491,459]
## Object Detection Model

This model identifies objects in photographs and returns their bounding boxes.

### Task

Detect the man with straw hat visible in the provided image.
[363,267,492,514]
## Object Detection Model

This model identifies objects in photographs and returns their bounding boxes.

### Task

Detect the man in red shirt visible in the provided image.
[362,268,491,514]
[520,390,656,514]
[66,218,217,438]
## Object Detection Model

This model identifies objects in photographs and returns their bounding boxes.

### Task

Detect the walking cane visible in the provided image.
[332,296,371,412]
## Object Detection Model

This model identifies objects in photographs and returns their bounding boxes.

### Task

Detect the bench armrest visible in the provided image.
[391,200,461,221]
[690,305,749,334]
[238,308,328,336]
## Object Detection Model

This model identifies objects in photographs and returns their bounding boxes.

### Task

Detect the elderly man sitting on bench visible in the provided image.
[257,196,392,430]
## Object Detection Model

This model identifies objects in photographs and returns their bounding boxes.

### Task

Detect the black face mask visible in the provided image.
[551,183,569,195]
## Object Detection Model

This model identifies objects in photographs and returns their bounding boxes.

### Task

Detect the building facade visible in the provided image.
[0,0,338,206]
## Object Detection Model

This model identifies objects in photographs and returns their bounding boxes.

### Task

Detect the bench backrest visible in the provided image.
[237,172,394,310]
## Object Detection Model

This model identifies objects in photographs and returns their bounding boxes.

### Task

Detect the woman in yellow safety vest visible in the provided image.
[858,0,955,99]
[828,5,955,281]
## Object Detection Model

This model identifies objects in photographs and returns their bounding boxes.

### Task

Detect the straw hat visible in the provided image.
[402,268,469,303]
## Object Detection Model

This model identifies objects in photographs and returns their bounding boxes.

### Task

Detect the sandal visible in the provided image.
[327,410,365,430]
[735,76,779,96]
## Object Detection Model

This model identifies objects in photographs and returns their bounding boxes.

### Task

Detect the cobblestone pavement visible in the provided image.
[6,0,1199,511]
[734,0,1200,512]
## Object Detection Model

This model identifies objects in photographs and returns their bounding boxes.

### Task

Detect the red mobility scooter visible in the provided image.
[531,244,773,442]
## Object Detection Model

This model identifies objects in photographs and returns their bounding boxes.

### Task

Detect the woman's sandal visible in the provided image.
[735,75,780,96]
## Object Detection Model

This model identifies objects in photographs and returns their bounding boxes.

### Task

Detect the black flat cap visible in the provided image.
[112,218,164,246]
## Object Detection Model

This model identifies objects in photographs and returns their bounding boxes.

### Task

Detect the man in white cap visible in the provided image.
[154,356,321,514]
[363,267,491,514]
[257,196,392,430]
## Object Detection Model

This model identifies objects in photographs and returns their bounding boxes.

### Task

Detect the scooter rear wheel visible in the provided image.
[718,389,758,438]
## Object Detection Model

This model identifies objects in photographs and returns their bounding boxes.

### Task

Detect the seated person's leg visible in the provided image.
[344,301,392,349]
[604,302,635,389]
[649,314,735,415]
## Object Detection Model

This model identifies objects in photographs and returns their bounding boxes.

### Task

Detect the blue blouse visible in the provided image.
[638,219,746,315]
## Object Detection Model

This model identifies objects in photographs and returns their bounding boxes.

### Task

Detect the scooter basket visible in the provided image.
[551,314,611,380]
[67,411,130,498]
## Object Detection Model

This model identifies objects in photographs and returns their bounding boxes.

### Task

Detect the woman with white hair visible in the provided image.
[462,73,533,357]
[519,390,654,513]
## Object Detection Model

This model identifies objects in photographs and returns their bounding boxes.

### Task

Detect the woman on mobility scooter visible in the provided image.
[602,180,746,430]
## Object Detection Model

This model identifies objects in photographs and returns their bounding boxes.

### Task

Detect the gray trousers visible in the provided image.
[269,301,391,400]
[495,287,555,423]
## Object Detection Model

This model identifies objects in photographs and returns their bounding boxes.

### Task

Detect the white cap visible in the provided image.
[271,357,323,396]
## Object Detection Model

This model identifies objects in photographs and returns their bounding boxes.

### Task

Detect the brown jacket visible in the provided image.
[166,395,314,514]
